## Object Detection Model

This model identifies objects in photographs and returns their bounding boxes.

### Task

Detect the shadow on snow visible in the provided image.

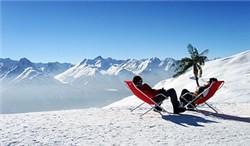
[161,109,250,127]
[161,114,218,127]
[200,110,250,123]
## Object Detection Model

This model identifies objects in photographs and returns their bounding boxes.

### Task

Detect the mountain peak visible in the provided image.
[149,57,161,62]
[94,56,104,60]
[19,57,29,62]
[17,58,39,71]
[150,57,160,60]
[18,58,33,66]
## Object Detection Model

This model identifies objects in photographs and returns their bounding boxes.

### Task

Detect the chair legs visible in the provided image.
[181,95,218,113]
[186,102,218,114]
[140,105,163,117]
[130,102,145,112]
[131,100,167,117]
[204,102,218,113]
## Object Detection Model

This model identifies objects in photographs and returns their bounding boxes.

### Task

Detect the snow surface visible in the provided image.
[1,104,250,145]
[1,50,250,145]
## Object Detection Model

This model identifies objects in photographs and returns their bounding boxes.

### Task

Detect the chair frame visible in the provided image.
[180,81,224,113]
[124,80,169,117]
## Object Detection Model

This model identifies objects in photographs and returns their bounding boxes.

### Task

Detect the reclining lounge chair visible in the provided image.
[124,80,169,117]
[180,81,224,113]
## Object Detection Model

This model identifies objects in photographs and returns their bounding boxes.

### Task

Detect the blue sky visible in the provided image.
[2,1,250,63]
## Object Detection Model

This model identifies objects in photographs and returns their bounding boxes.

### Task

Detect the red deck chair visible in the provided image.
[124,80,169,117]
[181,81,224,113]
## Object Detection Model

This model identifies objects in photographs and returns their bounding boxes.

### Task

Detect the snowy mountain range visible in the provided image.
[0,58,72,83]
[0,56,178,114]
[55,56,177,85]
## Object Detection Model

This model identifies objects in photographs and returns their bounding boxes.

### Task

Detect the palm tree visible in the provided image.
[173,44,208,87]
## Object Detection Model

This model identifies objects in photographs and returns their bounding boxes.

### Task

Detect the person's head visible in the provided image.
[208,77,218,84]
[133,76,143,87]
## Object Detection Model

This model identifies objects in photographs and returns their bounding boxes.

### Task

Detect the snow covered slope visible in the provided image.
[106,50,250,108]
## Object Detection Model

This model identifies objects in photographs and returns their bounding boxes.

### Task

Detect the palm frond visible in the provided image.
[188,44,198,59]
[175,57,192,71]
[197,56,207,65]
[188,44,194,55]
[179,57,193,63]
[173,61,193,77]
[200,49,209,56]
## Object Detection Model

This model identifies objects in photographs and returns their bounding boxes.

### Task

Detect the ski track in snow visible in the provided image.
[1,103,250,146]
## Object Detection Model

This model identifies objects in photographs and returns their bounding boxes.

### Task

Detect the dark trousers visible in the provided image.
[153,88,180,109]
[180,89,195,107]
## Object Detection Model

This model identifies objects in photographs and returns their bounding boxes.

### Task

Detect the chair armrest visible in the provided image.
[155,93,169,99]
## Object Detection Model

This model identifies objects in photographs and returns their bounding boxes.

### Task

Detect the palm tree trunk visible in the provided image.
[195,76,200,87]
[193,64,200,87]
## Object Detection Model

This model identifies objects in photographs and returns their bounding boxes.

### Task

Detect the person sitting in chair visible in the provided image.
[179,77,218,109]
[132,76,186,114]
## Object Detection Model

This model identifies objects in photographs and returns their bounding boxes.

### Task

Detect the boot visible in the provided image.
[173,107,186,114]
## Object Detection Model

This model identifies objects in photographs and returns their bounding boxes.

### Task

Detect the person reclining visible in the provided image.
[179,77,218,108]
[132,76,186,114]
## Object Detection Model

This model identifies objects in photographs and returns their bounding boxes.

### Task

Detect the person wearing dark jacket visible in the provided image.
[179,78,218,108]
[132,76,186,114]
